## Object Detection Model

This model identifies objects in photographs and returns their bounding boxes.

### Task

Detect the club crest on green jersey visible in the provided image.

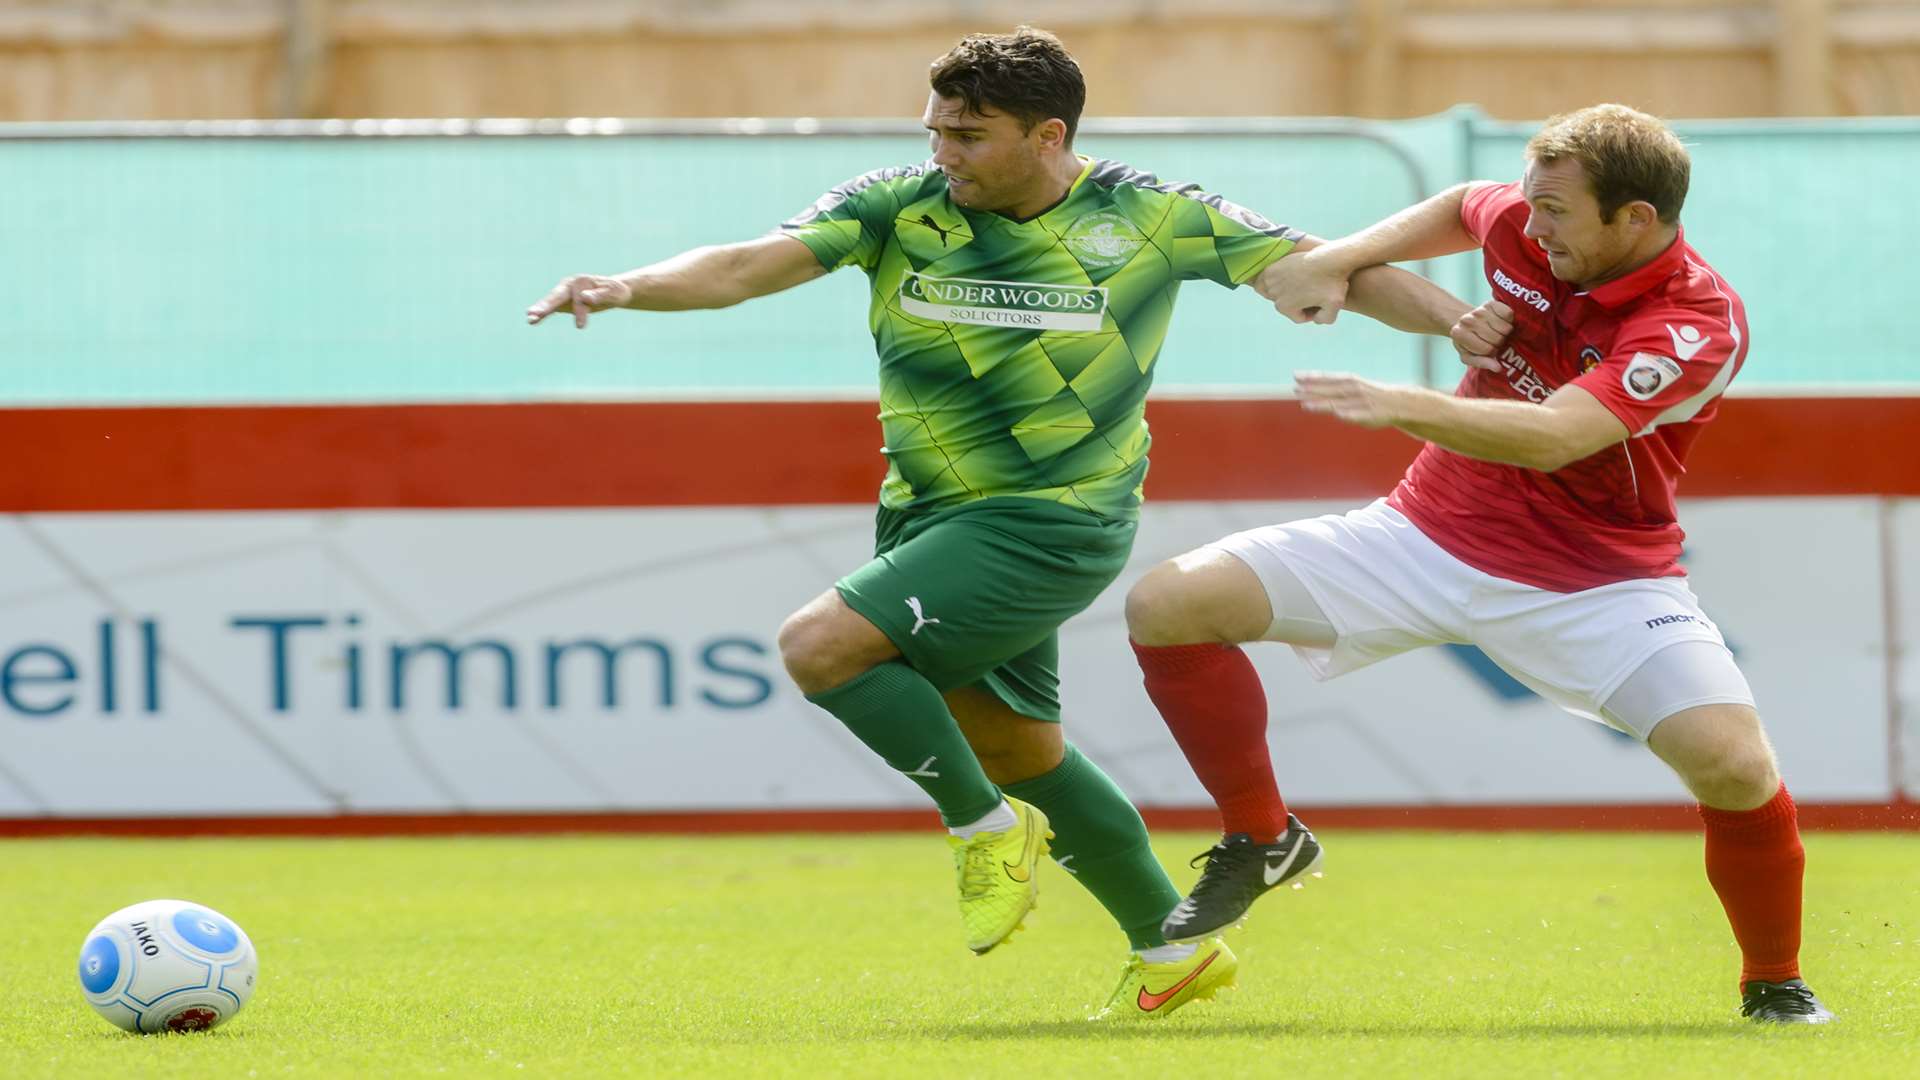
[1064,210,1145,270]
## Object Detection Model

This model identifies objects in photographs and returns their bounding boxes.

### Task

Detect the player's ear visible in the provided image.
[1624,199,1660,231]
[1033,117,1069,152]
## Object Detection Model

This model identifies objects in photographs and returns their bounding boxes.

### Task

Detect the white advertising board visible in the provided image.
[1894,500,1920,800]
[0,498,1899,817]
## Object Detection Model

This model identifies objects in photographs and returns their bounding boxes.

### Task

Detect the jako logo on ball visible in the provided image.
[77,899,258,1033]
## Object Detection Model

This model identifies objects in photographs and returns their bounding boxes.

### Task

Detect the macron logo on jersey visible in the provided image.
[1666,324,1711,361]
[1493,267,1551,312]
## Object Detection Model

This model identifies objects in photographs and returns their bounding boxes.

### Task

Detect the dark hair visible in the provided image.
[929,26,1085,145]
[1526,104,1691,224]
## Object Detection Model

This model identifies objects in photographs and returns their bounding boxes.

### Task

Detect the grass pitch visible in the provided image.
[2,830,1914,1079]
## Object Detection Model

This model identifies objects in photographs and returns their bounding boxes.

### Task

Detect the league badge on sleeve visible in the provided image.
[1623,352,1684,400]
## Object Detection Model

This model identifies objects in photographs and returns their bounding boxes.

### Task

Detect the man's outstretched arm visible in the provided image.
[1255,184,1491,325]
[1250,234,1474,341]
[1294,372,1629,472]
[526,233,828,329]
[1343,261,1473,338]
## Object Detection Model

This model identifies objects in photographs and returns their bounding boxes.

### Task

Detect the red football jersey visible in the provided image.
[1386,181,1749,592]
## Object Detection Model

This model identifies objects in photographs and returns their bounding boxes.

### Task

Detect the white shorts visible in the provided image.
[1207,499,1755,740]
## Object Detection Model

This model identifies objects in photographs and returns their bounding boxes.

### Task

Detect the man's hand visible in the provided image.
[1252,247,1350,325]
[1450,299,1513,372]
[1294,371,1411,429]
[526,274,634,329]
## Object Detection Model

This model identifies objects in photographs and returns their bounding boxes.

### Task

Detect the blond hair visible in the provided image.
[1526,104,1690,224]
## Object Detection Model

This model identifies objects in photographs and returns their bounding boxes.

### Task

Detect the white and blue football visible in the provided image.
[77,899,258,1033]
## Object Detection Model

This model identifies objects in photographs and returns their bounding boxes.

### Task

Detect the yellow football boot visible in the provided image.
[1092,936,1238,1020]
[946,797,1052,954]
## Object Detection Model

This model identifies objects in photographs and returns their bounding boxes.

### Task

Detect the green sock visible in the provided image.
[806,662,1002,827]
[1004,743,1180,950]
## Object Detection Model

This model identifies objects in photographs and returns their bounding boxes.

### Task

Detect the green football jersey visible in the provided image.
[780,157,1299,518]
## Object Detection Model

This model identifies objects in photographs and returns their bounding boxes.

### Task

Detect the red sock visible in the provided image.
[1699,783,1804,989]
[1131,640,1287,842]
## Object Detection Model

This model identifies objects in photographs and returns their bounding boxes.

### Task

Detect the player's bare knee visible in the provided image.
[1650,704,1779,809]
[780,596,900,695]
[1124,562,1189,644]
[1127,560,1231,645]
[776,608,846,695]
[774,614,818,688]
[1679,743,1780,810]
[1713,751,1780,809]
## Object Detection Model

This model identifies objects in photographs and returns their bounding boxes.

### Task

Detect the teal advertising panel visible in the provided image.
[2,111,1911,404]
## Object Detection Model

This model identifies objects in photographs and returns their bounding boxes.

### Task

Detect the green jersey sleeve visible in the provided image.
[1102,170,1299,289]
[1169,187,1299,287]
[778,163,933,272]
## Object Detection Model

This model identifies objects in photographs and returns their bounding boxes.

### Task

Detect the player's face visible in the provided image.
[923,93,1054,213]
[1520,156,1643,289]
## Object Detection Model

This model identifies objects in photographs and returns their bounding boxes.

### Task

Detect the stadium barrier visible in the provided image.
[2,398,1916,831]
[1,116,1915,831]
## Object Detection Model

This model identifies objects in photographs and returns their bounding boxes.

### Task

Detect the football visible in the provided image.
[77,899,258,1034]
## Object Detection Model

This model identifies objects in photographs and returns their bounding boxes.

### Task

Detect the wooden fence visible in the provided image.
[0,0,1916,121]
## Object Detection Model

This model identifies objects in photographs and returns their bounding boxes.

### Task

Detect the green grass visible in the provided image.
[2,831,1914,1079]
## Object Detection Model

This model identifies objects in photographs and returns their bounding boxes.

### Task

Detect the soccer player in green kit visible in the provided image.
[529,27,1468,1018]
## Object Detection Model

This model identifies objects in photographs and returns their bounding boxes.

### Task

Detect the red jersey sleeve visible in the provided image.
[1459,181,1524,245]
[1571,311,1741,436]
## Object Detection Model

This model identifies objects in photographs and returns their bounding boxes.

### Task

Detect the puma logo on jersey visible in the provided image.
[1666,323,1710,361]
[917,214,955,247]
[905,597,941,635]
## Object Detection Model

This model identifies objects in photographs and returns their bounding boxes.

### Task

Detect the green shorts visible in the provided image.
[835,497,1138,722]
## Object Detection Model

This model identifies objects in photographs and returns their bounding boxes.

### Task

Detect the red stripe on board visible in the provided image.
[1,801,1914,837]
[0,402,883,512]
[3,397,1918,512]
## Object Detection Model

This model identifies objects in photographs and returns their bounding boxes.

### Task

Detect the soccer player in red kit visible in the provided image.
[1124,104,1833,1023]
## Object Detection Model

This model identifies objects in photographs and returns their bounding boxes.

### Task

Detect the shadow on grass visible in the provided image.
[897,1018,1764,1041]
[78,1028,252,1043]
